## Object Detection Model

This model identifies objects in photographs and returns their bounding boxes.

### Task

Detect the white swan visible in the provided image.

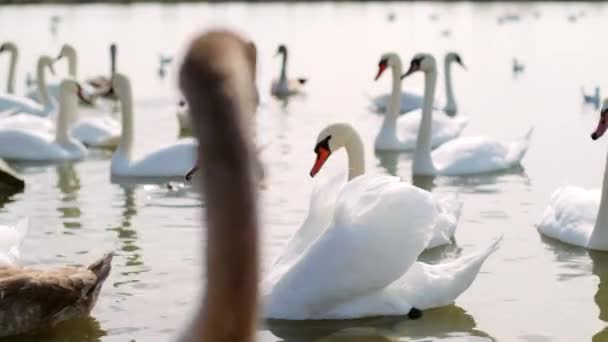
[271,44,307,97]
[0,79,87,161]
[373,53,468,152]
[403,53,533,176]
[0,217,28,266]
[538,101,608,250]
[310,122,462,249]
[371,52,464,114]
[0,51,55,117]
[263,171,500,320]
[111,73,196,178]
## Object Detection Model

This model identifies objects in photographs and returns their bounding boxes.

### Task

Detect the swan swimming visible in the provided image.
[271,44,307,98]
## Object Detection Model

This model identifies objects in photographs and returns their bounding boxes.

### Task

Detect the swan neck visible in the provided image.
[110,47,116,75]
[594,153,608,236]
[345,130,366,180]
[413,68,437,174]
[36,59,51,107]
[6,47,17,94]
[55,86,76,144]
[279,51,287,82]
[388,58,402,118]
[116,83,134,160]
[444,58,456,112]
[67,50,77,78]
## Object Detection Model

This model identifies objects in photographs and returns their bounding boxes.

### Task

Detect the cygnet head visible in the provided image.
[310,123,353,177]
[591,99,608,140]
[401,53,436,79]
[375,53,399,81]
[446,52,466,69]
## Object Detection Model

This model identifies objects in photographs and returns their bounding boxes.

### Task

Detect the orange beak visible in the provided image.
[375,63,387,81]
[310,147,331,177]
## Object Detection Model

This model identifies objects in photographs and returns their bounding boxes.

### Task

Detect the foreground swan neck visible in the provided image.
[179,31,259,342]
[388,56,403,118]
[55,85,76,144]
[116,81,134,160]
[36,58,52,107]
[344,128,366,180]
[592,151,608,244]
[444,57,456,113]
[413,66,438,174]
[5,45,17,94]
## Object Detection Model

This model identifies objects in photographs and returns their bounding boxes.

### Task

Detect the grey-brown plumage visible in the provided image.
[0,253,112,337]
[178,30,259,342]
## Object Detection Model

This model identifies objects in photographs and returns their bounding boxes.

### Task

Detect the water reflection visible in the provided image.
[589,251,608,341]
[266,305,493,341]
[56,163,82,230]
[110,186,147,285]
[374,150,400,176]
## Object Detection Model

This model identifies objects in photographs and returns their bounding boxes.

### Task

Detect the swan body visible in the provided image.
[403,53,532,176]
[111,73,196,178]
[263,172,499,320]
[0,112,54,132]
[0,218,28,266]
[0,49,55,117]
[0,79,87,161]
[309,123,462,249]
[71,116,121,148]
[0,253,112,337]
[538,101,608,250]
[271,45,307,97]
[374,53,467,151]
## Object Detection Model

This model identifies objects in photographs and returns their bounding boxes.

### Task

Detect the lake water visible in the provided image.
[0,1,607,341]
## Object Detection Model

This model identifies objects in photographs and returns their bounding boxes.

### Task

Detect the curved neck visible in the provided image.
[36,59,51,107]
[55,85,76,144]
[444,58,456,113]
[279,51,287,82]
[345,129,366,180]
[5,47,17,94]
[110,47,116,75]
[591,152,608,246]
[413,68,438,174]
[116,83,134,161]
[388,58,403,118]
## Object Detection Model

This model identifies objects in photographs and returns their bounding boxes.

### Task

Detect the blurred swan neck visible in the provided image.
[345,129,365,180]
[55,86,76,145]
[413,68,437,175]
[444,58,456,114]
[5,46,17,94]
[388,57,403,119]
[279,51,287,82]
[66,47,77,78]
[36,59,51,107]
[116,83,134,160]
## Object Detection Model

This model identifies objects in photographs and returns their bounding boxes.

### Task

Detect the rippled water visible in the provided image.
[0,2,608,341]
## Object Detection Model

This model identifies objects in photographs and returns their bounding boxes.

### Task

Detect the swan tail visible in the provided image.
[297,78,307,85]
[506,127,534,165]
[400,237,502,310]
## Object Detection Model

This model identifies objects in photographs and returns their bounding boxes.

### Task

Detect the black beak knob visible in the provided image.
[592,132,599,140]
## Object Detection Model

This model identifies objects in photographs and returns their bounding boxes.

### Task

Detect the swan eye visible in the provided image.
[314,136,331,154]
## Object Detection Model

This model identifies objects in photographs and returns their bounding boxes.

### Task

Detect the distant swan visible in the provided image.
[310,122,462,249]
[403,53,532,176]
[373,52,468,152]
[0,79,87,161]
[538,100,608,250]
[271,44,307,97]
[111,73,196,178]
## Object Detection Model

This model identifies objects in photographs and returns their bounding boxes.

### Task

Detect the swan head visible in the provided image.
[592,99,608,140]
[0,42,17,54]
[401,53,435,79]
[275,44,287,56]
[56,44,76,61]
[375,53,400,81]
[310,123,353,177]
[446,52,466,69]
[38,56,56,75]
